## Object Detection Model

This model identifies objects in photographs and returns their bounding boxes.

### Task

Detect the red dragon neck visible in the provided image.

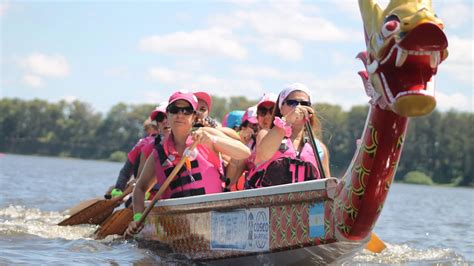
[333,105,408,240]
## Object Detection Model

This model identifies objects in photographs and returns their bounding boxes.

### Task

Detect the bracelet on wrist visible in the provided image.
[111,188,123,197]
[133,212,143,222]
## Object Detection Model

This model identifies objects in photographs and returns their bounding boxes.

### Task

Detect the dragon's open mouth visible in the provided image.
[369,23,448,115]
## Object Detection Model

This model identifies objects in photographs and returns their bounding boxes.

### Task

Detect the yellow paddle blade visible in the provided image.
[366,233,387,253]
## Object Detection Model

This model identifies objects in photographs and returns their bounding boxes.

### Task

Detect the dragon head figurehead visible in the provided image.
[358,0,448,117]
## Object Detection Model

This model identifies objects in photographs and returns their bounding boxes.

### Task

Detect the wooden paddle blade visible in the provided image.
[66,198,102,216]
[58,200,117,226]
[94,208,133,239]
[366,233,387,253]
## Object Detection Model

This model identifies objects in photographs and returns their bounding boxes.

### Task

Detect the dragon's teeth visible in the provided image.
[395,48,408,67]
[367,60,379,74]
[430,51,440,68]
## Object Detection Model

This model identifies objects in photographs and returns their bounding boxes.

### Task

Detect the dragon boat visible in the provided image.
[135,0,448,263]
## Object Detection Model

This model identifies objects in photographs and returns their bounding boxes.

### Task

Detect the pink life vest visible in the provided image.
[141,134,164,160]
[153,135,224,199]
[127,134,156,165]
[246,137,324,188]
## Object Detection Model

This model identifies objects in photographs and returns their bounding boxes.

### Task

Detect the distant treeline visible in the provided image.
[1,97,472,187]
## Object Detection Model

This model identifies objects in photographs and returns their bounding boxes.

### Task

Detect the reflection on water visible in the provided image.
[0,154,472,264]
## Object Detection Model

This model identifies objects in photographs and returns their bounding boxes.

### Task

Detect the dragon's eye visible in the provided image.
[382,15,400,38]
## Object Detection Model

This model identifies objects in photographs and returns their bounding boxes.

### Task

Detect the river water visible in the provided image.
[0,154,472,264]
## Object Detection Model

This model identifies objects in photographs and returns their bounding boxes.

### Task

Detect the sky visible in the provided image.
[1,0,472,114]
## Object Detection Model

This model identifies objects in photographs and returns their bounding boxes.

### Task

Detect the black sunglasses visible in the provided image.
[155,113,166,123]
[241,120,258,132]
[284,99,311,107]
[167,105,194,115]
[257,106,273,117]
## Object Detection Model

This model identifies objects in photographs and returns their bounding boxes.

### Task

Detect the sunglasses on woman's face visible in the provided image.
[155,113,166,123]
[167,105,194,115]
[284,99,311,108]
[257,106,273,117]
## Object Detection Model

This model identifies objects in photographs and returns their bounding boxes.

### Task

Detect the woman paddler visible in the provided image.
[125,90,250,236]
[245,83,331,188]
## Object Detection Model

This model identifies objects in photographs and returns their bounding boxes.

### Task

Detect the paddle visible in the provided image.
[365,232,386,253]
[94,141,199,239]
[304,121,386,253]
[58,184,134,226]
[304,121,326,179]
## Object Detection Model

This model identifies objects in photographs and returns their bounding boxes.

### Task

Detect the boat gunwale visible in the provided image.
[154,177,337,207]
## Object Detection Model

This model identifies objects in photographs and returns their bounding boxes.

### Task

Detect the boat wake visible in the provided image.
[0,205,97,240]
[348,243,467,264]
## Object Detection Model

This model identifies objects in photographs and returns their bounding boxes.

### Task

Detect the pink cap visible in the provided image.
[150,101,168,120]
[257,93,277,108]
[168,90,198,110]
[242,105,258,124]
[194,91,212,112]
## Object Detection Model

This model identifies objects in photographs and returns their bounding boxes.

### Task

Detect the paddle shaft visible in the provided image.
[304,121,326,179]
[136,141,199,228]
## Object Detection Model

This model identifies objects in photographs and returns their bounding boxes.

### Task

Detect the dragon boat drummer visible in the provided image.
[104,114,159,199]
[245,83,331,188]
[125,91,250,236]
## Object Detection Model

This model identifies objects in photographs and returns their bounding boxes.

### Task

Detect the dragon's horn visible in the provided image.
[358,0,382,42]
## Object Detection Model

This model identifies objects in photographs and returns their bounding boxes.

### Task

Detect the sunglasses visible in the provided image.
[155,113,166,123]
[284,99,311,108]
[257,106,274,117]
[241,120,258,132]
[167,105,195,115]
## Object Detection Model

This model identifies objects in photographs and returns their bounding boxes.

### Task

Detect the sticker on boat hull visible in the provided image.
[309,202,325,238]
[210,208,269,251]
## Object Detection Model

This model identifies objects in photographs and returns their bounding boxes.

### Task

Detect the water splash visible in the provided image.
[0,205,97,240]
[348,243,468,264]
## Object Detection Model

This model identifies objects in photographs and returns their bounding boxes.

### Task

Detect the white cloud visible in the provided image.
[139,28,247,60]
[215,8,351,42]
[21,53,69,77]
[437,91,473,112]
[147,66,264,98]
[22,74,43,88]
[149,67,191,83]
[332,1,361,20]
[232,64,318,83]
[439,36,473,84]
[260,38,302,60]
[438,2,472,29]
[208,1,360,62]
[0,0,10,17]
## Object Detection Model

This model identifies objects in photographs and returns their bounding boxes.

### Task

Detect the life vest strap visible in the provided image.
[169,172,203,190]
[170,188,206,198]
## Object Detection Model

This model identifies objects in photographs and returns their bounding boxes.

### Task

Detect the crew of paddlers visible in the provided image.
[101,83,331,236]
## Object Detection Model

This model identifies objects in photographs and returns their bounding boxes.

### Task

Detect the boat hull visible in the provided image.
[136,178,367,263]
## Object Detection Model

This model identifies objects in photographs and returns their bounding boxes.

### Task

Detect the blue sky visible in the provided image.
[1,0,472,113]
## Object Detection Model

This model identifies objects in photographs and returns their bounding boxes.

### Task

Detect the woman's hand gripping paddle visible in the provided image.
[57,184,133,226]
[95,141,199,239]
[304,121,386,253]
